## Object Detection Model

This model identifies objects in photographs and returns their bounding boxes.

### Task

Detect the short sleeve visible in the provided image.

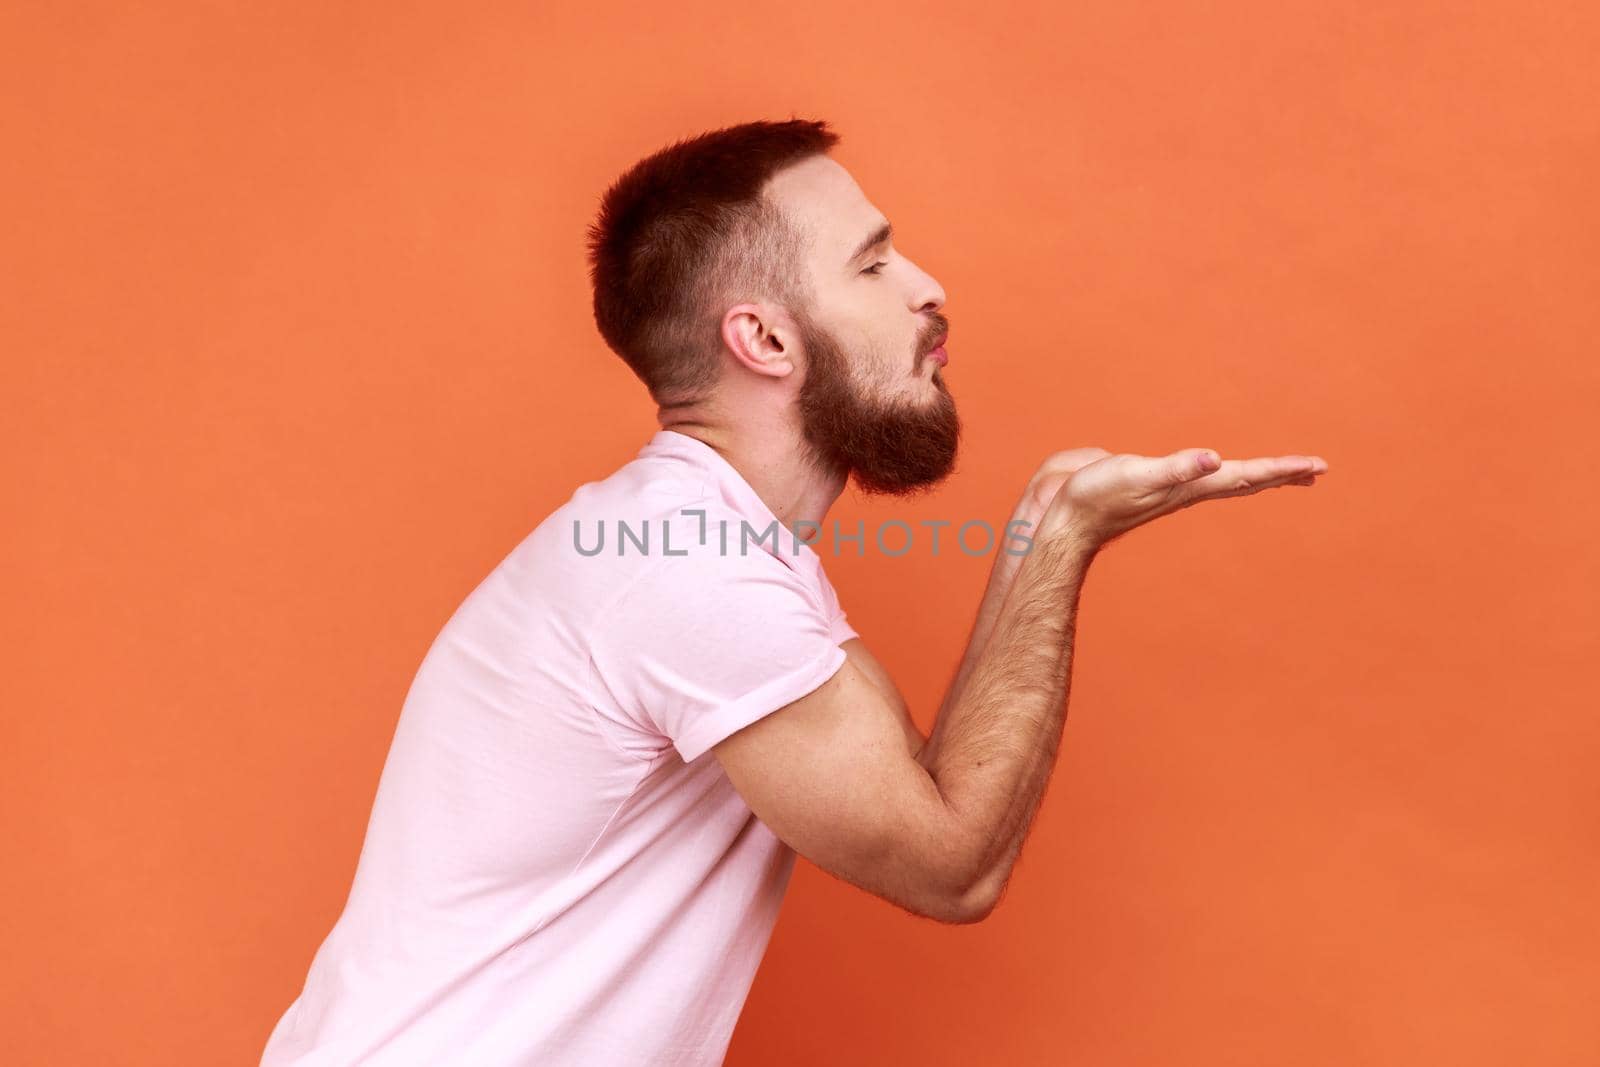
[586,523,850,764]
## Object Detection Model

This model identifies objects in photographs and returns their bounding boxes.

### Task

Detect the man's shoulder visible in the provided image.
[491,448,833,629]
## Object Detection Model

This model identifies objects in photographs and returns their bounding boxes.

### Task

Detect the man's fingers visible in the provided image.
[1181,455,1325,502]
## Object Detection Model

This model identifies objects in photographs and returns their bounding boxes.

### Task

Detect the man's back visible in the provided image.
[261,429,858,1066]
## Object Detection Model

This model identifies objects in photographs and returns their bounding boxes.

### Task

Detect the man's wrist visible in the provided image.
[1031,509,1101,569]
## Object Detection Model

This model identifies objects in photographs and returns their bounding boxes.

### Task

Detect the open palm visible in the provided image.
[1041,447,1328,549]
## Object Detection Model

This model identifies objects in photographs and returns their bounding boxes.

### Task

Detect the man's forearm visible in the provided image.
[927,505,1039,737]
[915,526,1094,906]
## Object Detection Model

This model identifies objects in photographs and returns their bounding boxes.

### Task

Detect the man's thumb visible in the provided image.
[1165,448,1220,485]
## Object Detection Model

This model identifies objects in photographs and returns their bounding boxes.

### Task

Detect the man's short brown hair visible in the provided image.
[586,118,840,407]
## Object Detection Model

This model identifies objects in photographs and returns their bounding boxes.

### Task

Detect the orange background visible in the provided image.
[5,2,1598,1064]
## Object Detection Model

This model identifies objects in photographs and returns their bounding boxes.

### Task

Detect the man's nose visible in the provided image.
[910,266,946,314]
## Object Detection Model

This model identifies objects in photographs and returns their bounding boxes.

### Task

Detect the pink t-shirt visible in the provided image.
[260,429,858,1066]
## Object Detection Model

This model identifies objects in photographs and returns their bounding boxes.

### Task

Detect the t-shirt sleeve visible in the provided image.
[586,537,850,764]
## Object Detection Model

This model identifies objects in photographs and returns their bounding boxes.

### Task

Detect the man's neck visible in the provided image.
[657,410,847,535]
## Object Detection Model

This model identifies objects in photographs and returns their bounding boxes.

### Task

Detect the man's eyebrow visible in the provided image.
[846,221,893,267]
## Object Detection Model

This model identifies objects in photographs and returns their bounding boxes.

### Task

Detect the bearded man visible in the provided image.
[261,118,1327,1066]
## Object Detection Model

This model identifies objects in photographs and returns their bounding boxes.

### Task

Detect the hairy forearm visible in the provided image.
[916,528,1093,909]
[927,505,1040,738]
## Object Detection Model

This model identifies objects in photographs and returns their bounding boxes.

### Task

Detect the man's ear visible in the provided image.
[721,303,798,381]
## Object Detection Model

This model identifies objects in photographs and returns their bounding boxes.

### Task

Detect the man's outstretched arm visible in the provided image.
[713,447,1328,924]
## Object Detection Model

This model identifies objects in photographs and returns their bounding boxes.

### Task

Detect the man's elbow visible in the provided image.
[913,805,1010,924]
[893,771,1008,923]
[919,862,1005,925]
[948,885,1001,925]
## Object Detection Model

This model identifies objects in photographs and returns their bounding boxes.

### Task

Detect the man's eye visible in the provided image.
[861,261,888,276]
